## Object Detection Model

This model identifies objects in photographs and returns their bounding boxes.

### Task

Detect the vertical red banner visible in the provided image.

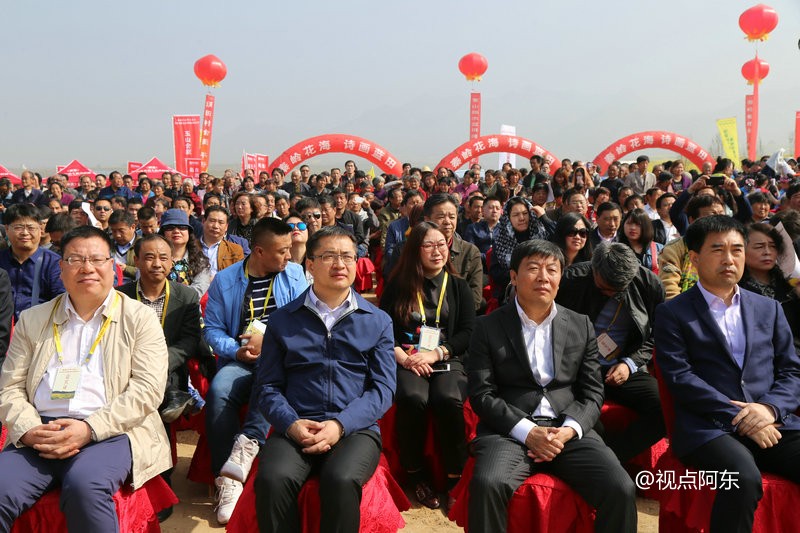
[795,112,800,159]
[186,158,202,179]
[199,94,216,173]
[172,115,201,176]
[745,95,755,161]
[469,92,481,166]
[256,154,269,175]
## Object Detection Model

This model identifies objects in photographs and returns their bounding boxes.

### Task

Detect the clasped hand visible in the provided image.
[21,419,92,459]
[401,349,439,377]
[288,419,343,454]
[525,426,576,463]
[731,400,782,449]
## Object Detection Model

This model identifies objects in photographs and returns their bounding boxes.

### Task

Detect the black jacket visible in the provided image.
[555,261,665,369]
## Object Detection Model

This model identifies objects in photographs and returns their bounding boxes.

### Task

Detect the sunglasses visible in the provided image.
[287,222,307,231]
[94,206,112,211]
[303,212,322,220]
[567,228,589,238]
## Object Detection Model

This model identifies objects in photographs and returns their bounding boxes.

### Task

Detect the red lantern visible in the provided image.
[458,53,488,82]
[193,54,227,87]
[739,4,779,42]
[741,56,770,85]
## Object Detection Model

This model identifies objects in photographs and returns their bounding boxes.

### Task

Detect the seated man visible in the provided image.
[200,205,245,277]
[556,243,666,463]
[655,215,800,532]
[254,226,396,533]
[0,226,170,531]
[203,217,308,524]
[467,240,636,533]
[109,209,139,284]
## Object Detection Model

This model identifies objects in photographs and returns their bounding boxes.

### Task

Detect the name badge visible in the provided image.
[596,333,619,360]
[51,367,82,400]
[418,326,441,352]
[244,319,267,337]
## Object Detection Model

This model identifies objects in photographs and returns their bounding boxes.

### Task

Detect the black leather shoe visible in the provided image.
[157,505,173,523]
[159,390,195,423]
[414,481,440,509]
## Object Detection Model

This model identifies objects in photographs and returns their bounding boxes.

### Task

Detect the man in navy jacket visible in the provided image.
[655,215,800,533]
[254,226,396,533]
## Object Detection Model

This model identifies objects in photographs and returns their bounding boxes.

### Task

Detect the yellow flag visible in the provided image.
[367,166,376,178]
[716,118,741,167]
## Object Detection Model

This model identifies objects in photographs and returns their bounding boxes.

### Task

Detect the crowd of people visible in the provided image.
[0,152,799,532]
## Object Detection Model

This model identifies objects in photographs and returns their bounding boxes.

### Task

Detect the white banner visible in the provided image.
[499,124,516,168]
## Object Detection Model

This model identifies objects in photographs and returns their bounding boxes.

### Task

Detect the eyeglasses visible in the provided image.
[63,255,112,268]
[567,228,589,238]
[94,206,112,212]
[9,224,40,234]
[162,226,189,232]
[302,212,322,220]
[309,252,357,265]
[420,241,448,252]
[287,222,307,231]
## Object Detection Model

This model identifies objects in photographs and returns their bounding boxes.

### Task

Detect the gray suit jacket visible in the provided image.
[467,302,605,439]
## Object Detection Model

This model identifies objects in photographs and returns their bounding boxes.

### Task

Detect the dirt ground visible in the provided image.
[161,431,659,532]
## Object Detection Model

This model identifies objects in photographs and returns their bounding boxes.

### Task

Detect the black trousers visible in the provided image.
[395,365,467,477]
[254,430,381,533]
[682,430,800,533]
[467,433,637,533]
[601,369,666,463]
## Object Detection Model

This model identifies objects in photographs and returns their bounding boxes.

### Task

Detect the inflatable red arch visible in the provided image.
[270,134,403,176]
[436,135,561,172]
[591,131,715,171]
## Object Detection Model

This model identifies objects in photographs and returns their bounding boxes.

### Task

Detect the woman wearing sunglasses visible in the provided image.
[380,221,475,511]
[283,213,309,270]
[551,212,593,267]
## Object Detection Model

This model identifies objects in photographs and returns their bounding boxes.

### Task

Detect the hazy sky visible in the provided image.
[2,0,799,173]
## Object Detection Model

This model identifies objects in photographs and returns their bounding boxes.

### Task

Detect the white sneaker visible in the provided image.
[214,476,243,525]
[220,433,260,483]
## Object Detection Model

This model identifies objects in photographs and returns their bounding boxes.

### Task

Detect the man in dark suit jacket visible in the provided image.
[655,215,800,533]
[467,240,636,533]
[118,234,202,421]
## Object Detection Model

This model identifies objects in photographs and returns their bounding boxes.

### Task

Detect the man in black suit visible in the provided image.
[467,240,636,533]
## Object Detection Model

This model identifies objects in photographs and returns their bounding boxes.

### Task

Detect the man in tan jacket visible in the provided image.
[0,225,170,531]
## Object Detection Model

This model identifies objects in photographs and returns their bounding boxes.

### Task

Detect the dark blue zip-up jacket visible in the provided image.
[256,288,396,437]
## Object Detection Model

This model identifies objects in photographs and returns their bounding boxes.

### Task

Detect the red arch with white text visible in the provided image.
[270,134,403,176]
[591,131,715,171]
[436,135,561,172]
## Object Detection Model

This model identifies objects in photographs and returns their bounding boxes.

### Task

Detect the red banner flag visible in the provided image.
[795,112,800,159]
[256,154,269,175]
[199,94,215,173]
[186,158,202,180]
[173,115,201,176]
[242,152,258,176]
[127,162,143,175]
[469,92,481,166]
[745,95,755,161]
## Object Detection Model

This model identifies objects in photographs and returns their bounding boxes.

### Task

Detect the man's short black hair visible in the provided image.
[45,213,77,234]
[510,239,564,273]
[60,225,115,257]
[252,216,292,247]
[109,209,136,226]
[137,206,157,221]
[685,215,746,253]
[656,193,677,209]
[133,233,173,257]
[685,195,725,221]
[307,225,357,258]
[595,202,621,218]
[4,203,41,225]
[204,205,230,221]
[423,194,458,218]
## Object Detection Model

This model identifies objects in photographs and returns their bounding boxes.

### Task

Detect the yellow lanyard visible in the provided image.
[53,293,120,366]
[136,281,170,329]
[416,272,448,328]
[245,261,275,323]
[604,300,623,333]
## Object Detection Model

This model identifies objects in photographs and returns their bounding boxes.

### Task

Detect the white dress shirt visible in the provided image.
[305,287,356,331]
[509,298,584,444]
[697,282,746,368]
[34,290,115,418]
[202,238,221,276]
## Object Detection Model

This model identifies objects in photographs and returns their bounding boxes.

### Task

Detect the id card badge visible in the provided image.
[596,333,619,360]
[51,367,81,400]
[244,319,267,337]
[418,326,441,352]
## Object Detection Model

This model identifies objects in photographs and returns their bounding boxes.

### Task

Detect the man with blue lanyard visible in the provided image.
[203,217,308,524]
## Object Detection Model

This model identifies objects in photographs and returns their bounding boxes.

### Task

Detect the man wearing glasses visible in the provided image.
[203,217,308,524]
[0,225,171,532]
[0,204,65,321]
[296,197,324,236]
[92,198,114,233]
[253,226,396,533]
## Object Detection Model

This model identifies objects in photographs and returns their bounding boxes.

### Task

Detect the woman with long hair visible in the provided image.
[551,212,593,267]
[489,197,555,303]
[617,208,663,272]
[228,192,257,244]
[380,221,475,510]
[159,209,212,297]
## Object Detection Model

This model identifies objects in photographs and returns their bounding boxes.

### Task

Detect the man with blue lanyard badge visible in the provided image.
[203,217,308,524]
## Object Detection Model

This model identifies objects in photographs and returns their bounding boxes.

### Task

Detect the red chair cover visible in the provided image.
[379,399,478,491]
[0,426,6,449]
[373,248,385,300]
[353,257,375,293]
[652,356,800,532]
[226,454,409,533]
[448,456,595,533]
[10,476,178,533]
